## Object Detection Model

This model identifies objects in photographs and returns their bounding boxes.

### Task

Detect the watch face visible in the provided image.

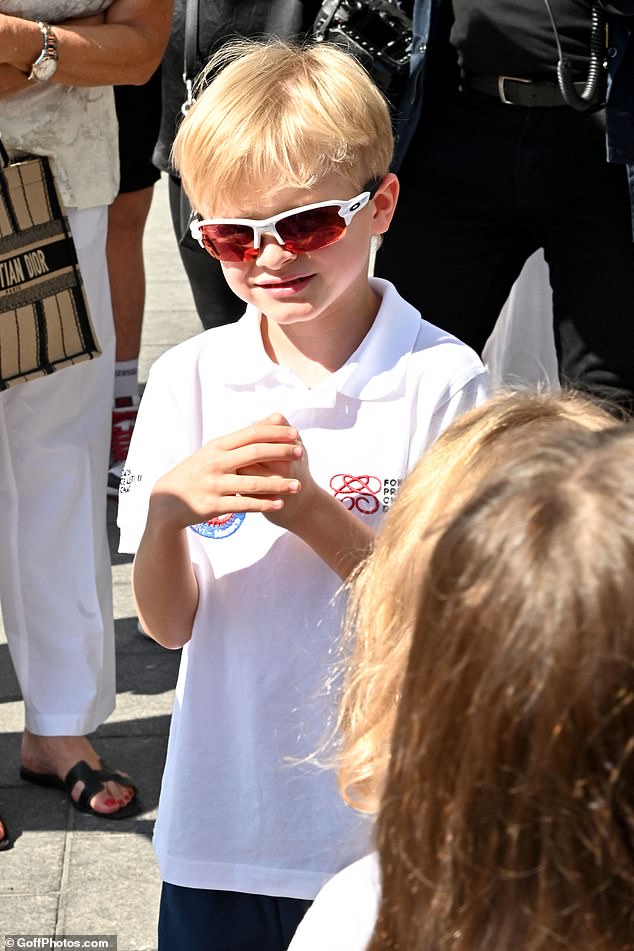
[32,57,58,81]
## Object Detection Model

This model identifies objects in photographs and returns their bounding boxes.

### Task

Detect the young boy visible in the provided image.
[118,40,489,951]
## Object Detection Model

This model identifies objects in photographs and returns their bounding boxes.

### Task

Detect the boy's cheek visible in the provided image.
[220,260,247,278]
[219,262,251,301]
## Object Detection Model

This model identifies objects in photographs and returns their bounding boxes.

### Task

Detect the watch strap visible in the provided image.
[28,21,58,81]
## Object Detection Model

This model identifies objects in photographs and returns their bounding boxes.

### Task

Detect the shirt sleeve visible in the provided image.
[405,361,490,469]
[426,368,490,449]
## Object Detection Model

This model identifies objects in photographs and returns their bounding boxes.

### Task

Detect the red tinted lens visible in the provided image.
[199,224,254,262]
[277,206,346,253]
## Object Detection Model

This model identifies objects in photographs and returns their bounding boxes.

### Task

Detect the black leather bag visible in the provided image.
[312,0,412,107]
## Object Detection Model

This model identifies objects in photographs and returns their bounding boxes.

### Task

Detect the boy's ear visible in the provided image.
[371,173,400,236]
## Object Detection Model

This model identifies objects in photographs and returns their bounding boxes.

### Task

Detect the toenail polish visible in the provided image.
[105,798,116,806]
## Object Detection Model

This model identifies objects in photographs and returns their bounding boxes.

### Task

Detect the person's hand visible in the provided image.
[0,1,170,87]
[0,63,29,97]
[147,416,304,532]
[246,416,375,579]
[0,11,105,85]
[239,414,320,531]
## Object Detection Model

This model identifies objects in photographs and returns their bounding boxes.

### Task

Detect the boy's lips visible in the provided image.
[253,274,315,294]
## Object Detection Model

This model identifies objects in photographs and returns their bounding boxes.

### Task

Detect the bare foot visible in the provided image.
[21,731,136,816]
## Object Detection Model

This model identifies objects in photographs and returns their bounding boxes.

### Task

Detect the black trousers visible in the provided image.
[168,174,245,331]
[378,92,634,414]
[158,882,312,951]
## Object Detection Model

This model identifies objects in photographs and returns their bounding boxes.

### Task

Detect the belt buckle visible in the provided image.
[497,75,531,105]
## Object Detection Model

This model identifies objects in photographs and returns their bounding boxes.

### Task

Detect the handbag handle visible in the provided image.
[181,0,199,114]
[0,136,10,169]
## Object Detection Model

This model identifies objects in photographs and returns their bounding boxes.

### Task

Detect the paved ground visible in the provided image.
[0,175,201,951]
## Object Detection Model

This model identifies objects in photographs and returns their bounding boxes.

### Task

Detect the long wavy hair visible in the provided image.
[336,390,616,813]
[369,424,634,951]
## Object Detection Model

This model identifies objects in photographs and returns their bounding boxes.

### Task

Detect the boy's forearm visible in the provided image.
[132,515,198,649]
[291,487,375,580]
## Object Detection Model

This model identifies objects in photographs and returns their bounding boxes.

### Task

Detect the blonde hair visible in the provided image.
[370,423,634,951]
[337,390,617,813]
[171,39,394,214]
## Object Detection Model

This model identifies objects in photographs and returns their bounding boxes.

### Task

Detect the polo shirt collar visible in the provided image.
[335,278,422,399]
[223,278,421,400]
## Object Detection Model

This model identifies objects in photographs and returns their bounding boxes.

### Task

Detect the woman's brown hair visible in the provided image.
[370,424,634,951]
[337,390,616,813]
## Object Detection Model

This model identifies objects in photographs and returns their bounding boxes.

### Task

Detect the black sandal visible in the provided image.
[20,759,140,820]
[0,814,12,851]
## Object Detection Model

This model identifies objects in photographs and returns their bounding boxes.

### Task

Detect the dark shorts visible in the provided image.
[158,883,312,951]
[114,67,162,194]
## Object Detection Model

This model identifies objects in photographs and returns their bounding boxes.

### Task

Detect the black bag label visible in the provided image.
[0,228,78,312]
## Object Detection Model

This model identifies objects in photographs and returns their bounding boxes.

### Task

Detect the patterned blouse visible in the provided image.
[0,0,119,208]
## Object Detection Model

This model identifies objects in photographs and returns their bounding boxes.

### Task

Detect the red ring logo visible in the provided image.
[330,473,381,514]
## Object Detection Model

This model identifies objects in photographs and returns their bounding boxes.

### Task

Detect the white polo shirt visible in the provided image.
[118,278,488,898]
[288,853,381,951]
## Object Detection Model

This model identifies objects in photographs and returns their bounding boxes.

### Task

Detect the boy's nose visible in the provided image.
[254,233,298,268]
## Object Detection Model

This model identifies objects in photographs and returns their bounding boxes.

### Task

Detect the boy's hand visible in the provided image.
[147,416,303,531]
[246,416,375,579]
[238,414,319,531]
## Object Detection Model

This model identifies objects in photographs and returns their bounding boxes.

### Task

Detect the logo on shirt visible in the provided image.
[330,473,382,514]
[119,468,142,494]
[190,512,246,539]
[329,474,403,514]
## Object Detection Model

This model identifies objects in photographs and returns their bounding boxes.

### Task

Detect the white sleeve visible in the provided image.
[116,357,188,555]
[288,854,381,951]
[406,364,490,469]
[426,368,490,448]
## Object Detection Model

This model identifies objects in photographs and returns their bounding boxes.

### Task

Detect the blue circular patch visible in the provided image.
[190,511,246,539]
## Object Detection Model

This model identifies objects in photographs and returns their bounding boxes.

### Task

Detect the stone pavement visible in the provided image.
[0,175,201,951]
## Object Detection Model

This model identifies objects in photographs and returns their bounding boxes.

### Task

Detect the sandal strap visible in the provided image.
[64,760,104,811]
[64,759,137,811]
[96,759,138,794]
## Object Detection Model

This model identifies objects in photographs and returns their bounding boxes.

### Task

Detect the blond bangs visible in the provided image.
[172,40,394,213]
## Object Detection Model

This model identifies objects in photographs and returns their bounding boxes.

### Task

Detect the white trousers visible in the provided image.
[0,205,116,735]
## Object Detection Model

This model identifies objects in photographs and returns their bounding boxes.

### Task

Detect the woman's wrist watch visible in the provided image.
[28,21,58,81]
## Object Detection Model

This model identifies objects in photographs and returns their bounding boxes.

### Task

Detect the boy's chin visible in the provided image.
[260,305,318,324]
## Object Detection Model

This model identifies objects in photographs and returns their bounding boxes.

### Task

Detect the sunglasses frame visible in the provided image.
[190,179,381,262]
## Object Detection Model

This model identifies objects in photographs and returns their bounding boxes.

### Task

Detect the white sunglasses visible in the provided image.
[190,181,380,263]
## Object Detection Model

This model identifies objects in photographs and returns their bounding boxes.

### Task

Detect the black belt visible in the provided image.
[467,75,589,107]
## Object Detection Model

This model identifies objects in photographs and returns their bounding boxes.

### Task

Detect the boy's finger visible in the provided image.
[253,412,291,427]
[213,421,298,452]
[223,441,303,470]
[195,495,287,518]
[208,474,301,502]
[235,475,301,497]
